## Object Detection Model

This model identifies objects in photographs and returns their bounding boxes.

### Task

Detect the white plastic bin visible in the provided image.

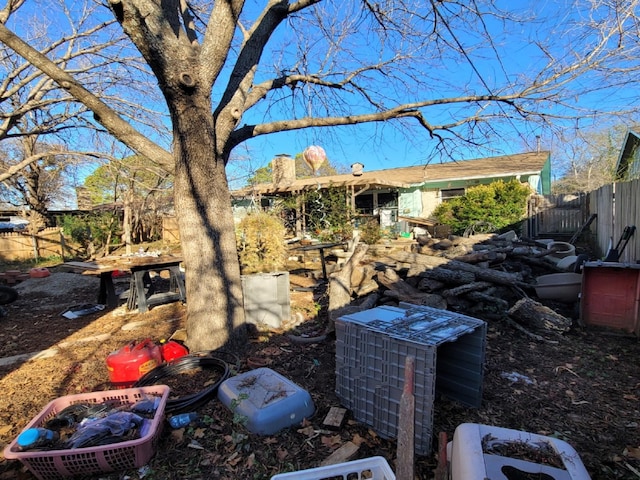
[271,456,395,480]
[447,423,591,480]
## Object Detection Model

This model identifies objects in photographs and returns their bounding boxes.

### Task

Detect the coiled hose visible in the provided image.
[133,352,234,414]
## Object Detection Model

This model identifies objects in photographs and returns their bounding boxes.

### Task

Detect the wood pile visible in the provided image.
[327,232,578,340]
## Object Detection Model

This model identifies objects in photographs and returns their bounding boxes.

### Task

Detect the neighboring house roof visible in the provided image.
[233,151,550,196]
[615,128,640,181]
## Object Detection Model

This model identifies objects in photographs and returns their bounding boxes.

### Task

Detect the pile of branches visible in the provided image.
[327,233,579,341]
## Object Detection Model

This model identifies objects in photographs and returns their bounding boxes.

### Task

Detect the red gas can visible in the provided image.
[160,340,189,362]
[29,268,50,278]
[106,338,162,388]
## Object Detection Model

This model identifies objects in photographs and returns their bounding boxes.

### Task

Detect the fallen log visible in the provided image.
[420,268,476,286]
[352,278,380,297]
[507,298,571,332]
[377,267,431,297]
[328,244,369,328]
[416,277,445,292]
[351,262,378,292]
[503,316,559,343]
[453,250,506,264]
[377,267,446,309]
[515,255,565,273]
[441,281,494,297]
[386,251,526,288]
[406,264,432,278]
[464,291,510,311]
[382,289,447,309]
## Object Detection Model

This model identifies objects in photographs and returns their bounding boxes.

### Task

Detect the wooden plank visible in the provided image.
[397,355,415,480]
[398,215,436,227]
[61,261,99,273]
[322,407,347,430]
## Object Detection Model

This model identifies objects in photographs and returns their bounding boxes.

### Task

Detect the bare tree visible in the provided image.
[0,0,169,204]
[552,126,626,193]
[1,0,639,351]
[84,155,173,253]
[0,135,67,221]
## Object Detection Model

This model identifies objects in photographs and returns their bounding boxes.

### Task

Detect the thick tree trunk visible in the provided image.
[172,103,246,352]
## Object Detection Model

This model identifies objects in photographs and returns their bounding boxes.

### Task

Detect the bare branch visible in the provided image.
[0,22,173,169]
[0,150,112,182]
[0,0,26,24]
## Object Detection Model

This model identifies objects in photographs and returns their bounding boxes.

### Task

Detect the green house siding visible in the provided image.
[616,130,640,181]
[398,188,422,217]
[539,156,552,194]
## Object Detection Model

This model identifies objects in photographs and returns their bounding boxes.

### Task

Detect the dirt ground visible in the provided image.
[0,259,640,480]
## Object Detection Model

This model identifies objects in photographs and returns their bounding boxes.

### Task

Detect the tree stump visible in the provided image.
[508,298,571,332]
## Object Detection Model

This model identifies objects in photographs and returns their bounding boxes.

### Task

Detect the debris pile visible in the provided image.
[326,232,584,339]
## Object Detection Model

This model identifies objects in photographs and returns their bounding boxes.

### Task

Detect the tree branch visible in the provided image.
[0,150,113,182]
[0,22,173,170]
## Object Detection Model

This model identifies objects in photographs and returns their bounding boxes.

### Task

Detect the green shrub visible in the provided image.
[61,212,121,255]
[236,211,286,274]
[433,180,531,235]
[359,217,382,244]
[304,187,353,242]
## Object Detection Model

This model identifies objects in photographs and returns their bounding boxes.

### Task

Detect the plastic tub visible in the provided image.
[547,242,576,260]
[271,456,396,479]
[3,386,170,480]
[535,273,582,302]
[217,368,315,435]
[447,423,590,480]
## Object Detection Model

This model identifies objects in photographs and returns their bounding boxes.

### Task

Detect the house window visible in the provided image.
[630,148,640,180]
[377,192,398,208]
[441,188,465,201]
[355,194,374,215]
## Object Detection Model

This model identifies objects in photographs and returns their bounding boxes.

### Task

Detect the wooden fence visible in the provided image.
[526,179,640,262]
[0,227,77,262]
[590,179,640,263]
[525,193,589,239]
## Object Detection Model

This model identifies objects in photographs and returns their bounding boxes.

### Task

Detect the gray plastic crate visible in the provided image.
[241,271,290,329]
[372,383,435,443]
[335,303,486,455]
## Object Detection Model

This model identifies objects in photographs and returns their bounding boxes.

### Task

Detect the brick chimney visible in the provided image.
[75,187,93,210]
[272,154,296,185]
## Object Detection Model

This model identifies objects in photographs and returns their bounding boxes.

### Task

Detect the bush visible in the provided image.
[433,180,531,235]
[359,218,382,244]
[60,212,121,256]
[304,187,353,242]
[236,211,286,274]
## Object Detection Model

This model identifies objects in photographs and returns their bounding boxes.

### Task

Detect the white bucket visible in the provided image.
[548,241,576,259]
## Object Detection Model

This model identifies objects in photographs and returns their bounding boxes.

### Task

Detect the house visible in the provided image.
[232,151,551,234]
[615,128,640,181]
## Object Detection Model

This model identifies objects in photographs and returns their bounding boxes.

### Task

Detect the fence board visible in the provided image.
[521,184,640,263]
[0,228,68,261]
[615,180,640,262]
[589,180,640,261]
[525,194,588,238]
[591,184,613,259]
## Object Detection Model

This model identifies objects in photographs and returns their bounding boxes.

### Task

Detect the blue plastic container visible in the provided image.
[217,368,315,435]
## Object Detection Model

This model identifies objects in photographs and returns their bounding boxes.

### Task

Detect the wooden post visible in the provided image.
[59,229,66,261]
[31,234,39,262]
[397,355,416,480]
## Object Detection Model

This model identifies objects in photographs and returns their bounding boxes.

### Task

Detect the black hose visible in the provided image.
[133,353,231,414]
